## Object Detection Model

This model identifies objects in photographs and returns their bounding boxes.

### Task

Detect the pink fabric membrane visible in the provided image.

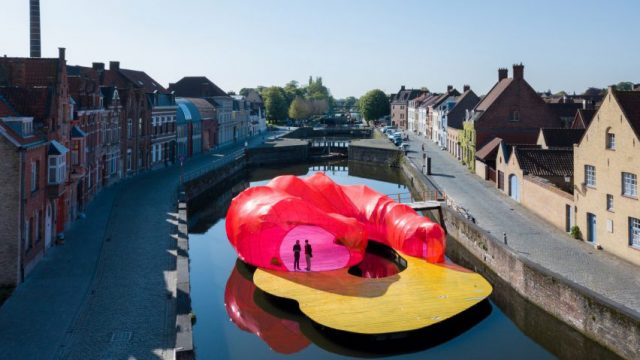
[226,172,445,271]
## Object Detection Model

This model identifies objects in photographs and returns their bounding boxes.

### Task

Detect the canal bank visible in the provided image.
[400,148,640,359]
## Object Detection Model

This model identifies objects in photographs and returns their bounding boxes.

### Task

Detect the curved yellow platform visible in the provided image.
[253,254,492,334]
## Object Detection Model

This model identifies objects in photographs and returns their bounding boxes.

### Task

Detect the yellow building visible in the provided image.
[574,88,640,265]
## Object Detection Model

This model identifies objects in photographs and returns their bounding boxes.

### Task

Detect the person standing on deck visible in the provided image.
[304,240,313,271]
[293,240,301,270]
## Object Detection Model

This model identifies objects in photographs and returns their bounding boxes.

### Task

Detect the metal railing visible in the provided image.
[385,190,446,204]
[182,149,245,183]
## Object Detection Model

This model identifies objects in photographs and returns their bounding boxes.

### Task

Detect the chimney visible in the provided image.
[92,62,105,71]
[498,68,508,81]
[513,63,524,80]
[401,85,406,91]
[447,85,453,92]
[30,0,41,58]
[58,47,65,61]
[109,61,120,71]
[463,84,470,92]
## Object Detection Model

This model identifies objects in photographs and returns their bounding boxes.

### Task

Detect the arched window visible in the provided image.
[606,128,616,150]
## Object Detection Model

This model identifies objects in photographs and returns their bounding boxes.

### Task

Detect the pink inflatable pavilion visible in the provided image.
[226,172,445,271]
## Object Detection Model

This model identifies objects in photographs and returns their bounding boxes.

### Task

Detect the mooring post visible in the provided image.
[427,157,432,175]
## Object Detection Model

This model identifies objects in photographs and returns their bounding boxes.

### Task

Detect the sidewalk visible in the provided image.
[406,133,640,315]
[0,133,274,360]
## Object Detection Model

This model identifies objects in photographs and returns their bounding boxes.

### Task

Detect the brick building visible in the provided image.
[0,99,49,285]
[390,86,427,130]
[461,64,560,171]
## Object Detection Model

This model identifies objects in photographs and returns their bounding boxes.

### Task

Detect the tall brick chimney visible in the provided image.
[513,63,524,80]
[92,62,105,71]
[109,61,120,71]
[498,68,508,81]
[30,0,41,58]
[447,85,453,92]
[58,47,65,61]
[463,84,470,92]
[400,85,406,91]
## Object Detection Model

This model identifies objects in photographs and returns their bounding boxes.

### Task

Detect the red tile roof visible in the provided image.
[474,78,513,112]
[120,69,168,94]
[0,87,52,121]
[168,76,227,98]
[0,96,17,117]
[0,57,60,88]
[475,137,503,161]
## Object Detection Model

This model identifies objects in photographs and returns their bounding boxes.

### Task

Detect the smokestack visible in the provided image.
[58,47,65,61]
[463,84,470,92]
[30,0,41,58]
[498,68,508,81]
[109,61,120,71]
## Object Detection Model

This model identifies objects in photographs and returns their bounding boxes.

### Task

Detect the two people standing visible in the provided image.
[292,239,313,271]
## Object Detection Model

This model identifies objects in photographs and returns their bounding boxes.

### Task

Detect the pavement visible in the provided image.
[0,132,278,360]
[404,132,640,316]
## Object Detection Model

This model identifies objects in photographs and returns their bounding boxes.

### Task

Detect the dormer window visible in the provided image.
[510,110,520,122]
[606,130,616,150]
[22,118,33,136]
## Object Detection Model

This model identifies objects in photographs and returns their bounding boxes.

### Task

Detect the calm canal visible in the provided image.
[187,161,619,360]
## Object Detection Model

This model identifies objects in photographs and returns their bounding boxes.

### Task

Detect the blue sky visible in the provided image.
[1,0,638,98]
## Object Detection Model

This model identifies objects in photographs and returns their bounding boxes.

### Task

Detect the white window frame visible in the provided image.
[606,132,616,150]
[606,194,614,212]
[630,217,640,249]
[31,161,38,192]
[622,172,637,197]
[48,155,66,185]
[585,165,596,188]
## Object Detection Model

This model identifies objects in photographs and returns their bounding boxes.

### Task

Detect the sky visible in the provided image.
[1,0,639,98]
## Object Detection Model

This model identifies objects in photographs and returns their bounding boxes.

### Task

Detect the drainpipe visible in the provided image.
[17,149,24,283]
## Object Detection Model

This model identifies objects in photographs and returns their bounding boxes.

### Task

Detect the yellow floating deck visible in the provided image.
[253,254,492,334]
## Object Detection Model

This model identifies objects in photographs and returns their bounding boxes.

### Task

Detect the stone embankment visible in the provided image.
[400,156,640,359]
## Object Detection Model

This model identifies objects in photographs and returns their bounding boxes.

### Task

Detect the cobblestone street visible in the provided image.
[406,133,640,315]
[0,134,271,360]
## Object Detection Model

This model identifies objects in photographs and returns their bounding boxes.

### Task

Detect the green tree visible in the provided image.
[239,88,252,97]
[288,97,312,120]
[262,86,288,122]
[615,81,634,91]
[358,89,390,121]
[343,96,357,110]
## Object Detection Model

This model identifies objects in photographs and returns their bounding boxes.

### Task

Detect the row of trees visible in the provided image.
[243,77,335,122]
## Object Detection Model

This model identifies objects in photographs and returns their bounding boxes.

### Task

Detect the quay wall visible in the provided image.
[400,157,640,359]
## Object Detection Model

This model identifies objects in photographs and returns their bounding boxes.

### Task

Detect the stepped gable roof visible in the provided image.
[612,89,640,139]
[168,76,227,98]
[474,78,513,112]
[514,148,573,177]
[539,128,586,148]
[571,109,596,129]
[120,69,168,94]
[475,137,503,161]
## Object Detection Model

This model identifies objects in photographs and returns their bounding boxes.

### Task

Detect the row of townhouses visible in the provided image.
[391,64,640,266]
[0,49,266,286]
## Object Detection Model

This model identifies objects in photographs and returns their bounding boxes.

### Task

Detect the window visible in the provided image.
[127,119,133,139]
[34,211,40,243]
[606,194,614,211]
[48,155,66,184]
[606,132,616,150]
[510,110,520,122]
[71,141,80,166]
[24,218,31,251]
[630,217,640,249]
[622,172,637,197]
[585,165,596,188]
[30,161,38,192]
[127,148,132,171]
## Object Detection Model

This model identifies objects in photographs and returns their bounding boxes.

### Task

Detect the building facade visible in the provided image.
[574,88,640,265]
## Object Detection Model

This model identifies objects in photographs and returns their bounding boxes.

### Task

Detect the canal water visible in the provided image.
[187,161,620,360]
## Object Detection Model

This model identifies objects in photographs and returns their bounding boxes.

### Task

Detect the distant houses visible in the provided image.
[389,64,640,265]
